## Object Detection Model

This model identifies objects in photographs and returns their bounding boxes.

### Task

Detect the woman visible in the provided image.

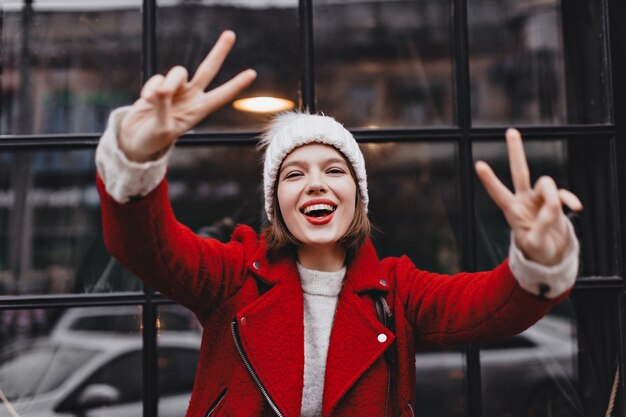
[96,31,581,417]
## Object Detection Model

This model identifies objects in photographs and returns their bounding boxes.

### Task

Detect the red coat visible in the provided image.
[98,176,566,417]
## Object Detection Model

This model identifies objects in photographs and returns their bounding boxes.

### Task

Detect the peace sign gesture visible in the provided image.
[119,31,257,162]
[475,129,582,266]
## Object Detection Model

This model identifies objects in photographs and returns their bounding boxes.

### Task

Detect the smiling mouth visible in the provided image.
[301,204,337,218]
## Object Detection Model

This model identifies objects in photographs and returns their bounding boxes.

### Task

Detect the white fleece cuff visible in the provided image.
[509,217,579,299]
[95,106,173,204]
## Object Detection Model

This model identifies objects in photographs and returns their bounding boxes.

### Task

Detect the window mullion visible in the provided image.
[141,1,159,417]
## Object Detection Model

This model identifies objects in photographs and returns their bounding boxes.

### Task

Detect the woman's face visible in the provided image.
[277,143,357,250]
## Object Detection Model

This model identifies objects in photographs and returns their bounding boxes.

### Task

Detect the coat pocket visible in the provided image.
[205,389,228,417]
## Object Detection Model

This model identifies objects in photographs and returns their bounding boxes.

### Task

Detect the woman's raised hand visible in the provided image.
[475,129,582,266]
[119,30,256,162]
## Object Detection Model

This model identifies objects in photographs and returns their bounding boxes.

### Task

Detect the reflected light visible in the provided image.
[233,96,295,113]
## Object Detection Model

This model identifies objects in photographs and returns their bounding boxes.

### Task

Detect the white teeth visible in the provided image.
[303,204,336,214]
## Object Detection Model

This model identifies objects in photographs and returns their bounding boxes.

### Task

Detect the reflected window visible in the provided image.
[468,0,609,125]
[0,150,142,295]
[314,0,454,128]
[364,142,460,273]
[0,1,142,134]
[80,351,143,404]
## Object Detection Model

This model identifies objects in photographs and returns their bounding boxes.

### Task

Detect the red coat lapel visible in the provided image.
[235,256,304,417]
[323,289,395,416]
[323,239,395,416]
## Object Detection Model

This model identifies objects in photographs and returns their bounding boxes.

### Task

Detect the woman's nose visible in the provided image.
[306,178,327,194]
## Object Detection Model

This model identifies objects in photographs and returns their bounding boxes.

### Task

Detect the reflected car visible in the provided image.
[0,313,578,417]
[0,332,200,417]
[50,305,200,341]
[415,316,582,417]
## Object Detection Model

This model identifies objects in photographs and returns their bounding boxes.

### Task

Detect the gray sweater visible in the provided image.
[297,263,346,417]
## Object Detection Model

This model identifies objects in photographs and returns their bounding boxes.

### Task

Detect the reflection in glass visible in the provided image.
[415,344,466,417]
[313,0,454,128]
[363,142,460,273]
[0,306,143,416]
[168,146,264,237]
[156,0,299,131]
[157,304,201,417]
[567,139,618,276]
[0,150,142,295]
[572,290,622,417]
[481,301,582,417]
[1,1,142,134]
[468,0,608,125]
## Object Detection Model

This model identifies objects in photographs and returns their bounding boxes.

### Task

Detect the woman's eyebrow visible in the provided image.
[280,160,306,173]
[325,157,348,166]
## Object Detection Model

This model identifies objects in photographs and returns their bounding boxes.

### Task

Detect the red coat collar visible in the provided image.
[233,226,394,417]
[241,226,389,295]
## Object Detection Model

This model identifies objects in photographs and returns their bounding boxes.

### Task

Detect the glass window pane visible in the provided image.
[0,306,144,349]
[364,142,461,273]
[0,150,142,295]
[480,300,582,417]
[473,138,618,277]
[156,1,299,131]
[0,306,143,416]
[53,305,144,336]
[571,289,622,417]
[314,0,454,128]
[468,0,609,125]
[157,304,201,417]
[415,344,466,417]
[0,307,54,348]
[168,146,264,237]
[0,1,142,135]
[481,290,622,417]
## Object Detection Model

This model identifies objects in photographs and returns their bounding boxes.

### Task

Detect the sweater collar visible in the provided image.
[245,231,388,294]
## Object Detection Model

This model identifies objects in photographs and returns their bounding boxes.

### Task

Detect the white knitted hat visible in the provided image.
[260,111,368,222]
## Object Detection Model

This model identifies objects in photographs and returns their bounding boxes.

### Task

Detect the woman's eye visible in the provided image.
[284,171,302,179]
[327,168,346,175]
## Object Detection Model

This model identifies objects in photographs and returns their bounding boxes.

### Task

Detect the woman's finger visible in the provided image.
[525,176,563,248]
[157,66,189,97]
[196,69,257,116]
[506,128,532,193]
[140,74,165,99]
[559,189,583,211]
[190,30,237,90]
[475,160,514,211]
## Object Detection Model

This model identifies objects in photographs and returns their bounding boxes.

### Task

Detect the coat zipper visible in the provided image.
[205,389,227,417]
[407,403,415,417]
[231,321,284,417]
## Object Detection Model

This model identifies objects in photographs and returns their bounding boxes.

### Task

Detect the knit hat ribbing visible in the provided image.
[260,111,368,222]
